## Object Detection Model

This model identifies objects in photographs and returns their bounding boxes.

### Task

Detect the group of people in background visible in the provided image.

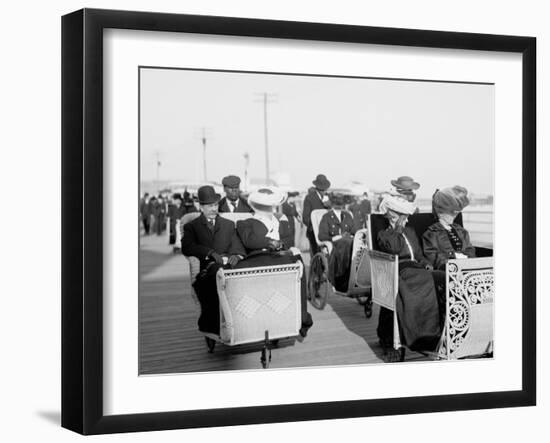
[140,172,477,362]
[139,190,196,239]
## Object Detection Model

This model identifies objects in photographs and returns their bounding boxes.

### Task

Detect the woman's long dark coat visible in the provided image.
[377,226,442,351]
[422,222,476,270]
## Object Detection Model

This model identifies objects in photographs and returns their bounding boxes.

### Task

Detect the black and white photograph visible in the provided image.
[138,67,495,373]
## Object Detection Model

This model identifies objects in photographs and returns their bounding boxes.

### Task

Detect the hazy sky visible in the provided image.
[140,68,494,198]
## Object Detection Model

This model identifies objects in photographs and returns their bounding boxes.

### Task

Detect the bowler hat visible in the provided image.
[197,185,221,205]
[391,176,420,191]
[312,174,331,191]
[222,175,241,188]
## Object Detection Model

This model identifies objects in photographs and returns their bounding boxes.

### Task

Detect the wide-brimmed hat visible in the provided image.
[197,185,221,205]
[379,194,416,215]
[432,186,470,214]
[248,187,286,212]
[391,176,420,191]
[221,175,241,188]
[312,174,331,191]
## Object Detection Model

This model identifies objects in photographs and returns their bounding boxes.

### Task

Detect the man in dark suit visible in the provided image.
[218,175,254,213]
[281,191,300,248]
[302,174,331,255]
[182,185,246,334]
[318,193,356,293]
[167,193,183,247]
[139,192,150,235]
[182,189,198,215]
[349,193,372,231]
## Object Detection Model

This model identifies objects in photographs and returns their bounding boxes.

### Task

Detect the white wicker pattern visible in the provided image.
[439,257,494,359]
[266,291,292,314]
[369,250,398,311]
[234,296,262,319]
[216,263,302,345]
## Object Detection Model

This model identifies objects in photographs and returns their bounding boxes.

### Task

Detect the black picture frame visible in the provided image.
[61,8,536,435]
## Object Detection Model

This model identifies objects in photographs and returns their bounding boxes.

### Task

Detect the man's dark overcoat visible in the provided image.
[302,188,329,254]
[218,196,254,213]
[181,213,245,334]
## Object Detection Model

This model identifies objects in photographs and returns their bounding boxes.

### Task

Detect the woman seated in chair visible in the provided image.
[318,192,356,292]
[423,186,476,270]
[235,187,313,338]
[376,195,442,362]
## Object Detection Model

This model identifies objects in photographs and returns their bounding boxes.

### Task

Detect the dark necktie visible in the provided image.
[231,201,237,212]
[207,219,215,232]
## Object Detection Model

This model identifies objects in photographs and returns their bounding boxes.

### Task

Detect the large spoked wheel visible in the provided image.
[308,252,330,310]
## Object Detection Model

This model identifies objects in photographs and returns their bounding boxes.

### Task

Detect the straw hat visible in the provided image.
[248,187,286,211]
[391,176,420,191]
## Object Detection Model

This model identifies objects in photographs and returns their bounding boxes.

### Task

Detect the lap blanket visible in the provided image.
[328,237,353,292]
[235,252,313,335]
[396,265,442,352]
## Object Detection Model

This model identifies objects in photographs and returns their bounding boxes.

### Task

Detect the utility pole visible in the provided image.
[201,128,208,182]
[154,151,162,192]
[243,152,250,192]
[254,93,277,184]
[262,93,269,183]
[196,127,212,183]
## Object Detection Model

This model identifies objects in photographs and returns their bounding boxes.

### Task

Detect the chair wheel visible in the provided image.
[205,337,216,353]
[261,346,272,369]
[308,253,329,310]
